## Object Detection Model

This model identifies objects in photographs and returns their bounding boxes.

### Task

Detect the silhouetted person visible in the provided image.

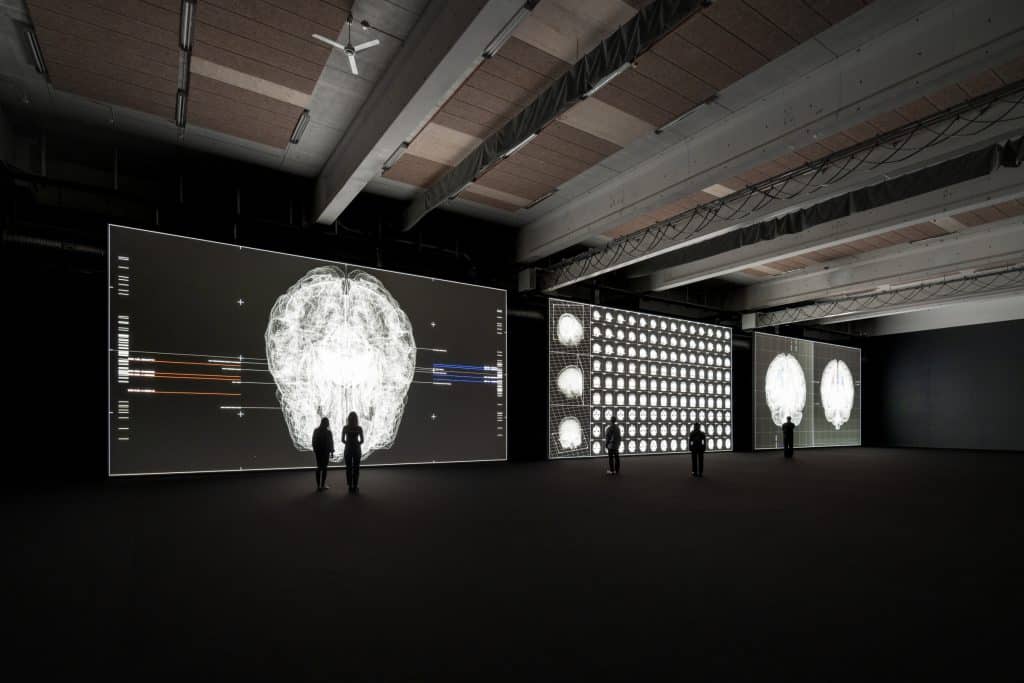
[688,422,706,478]
[782,416,795,459]
[605,416,622,475]
[342,411,364,493]
[312,417,334,491]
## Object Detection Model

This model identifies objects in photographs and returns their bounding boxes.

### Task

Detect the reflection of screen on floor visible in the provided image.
[752,332,861,449]
[108,225,506,475]
[548,298,734,459]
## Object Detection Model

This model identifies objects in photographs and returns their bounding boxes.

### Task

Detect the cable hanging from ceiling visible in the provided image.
[542,78,1024,290]
[753,264,1024,328]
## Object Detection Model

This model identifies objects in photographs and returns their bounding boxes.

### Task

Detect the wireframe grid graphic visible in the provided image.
[753,332,861,449]
[108,225,507,475]
[812,342,862,447]
[548,299,733,459]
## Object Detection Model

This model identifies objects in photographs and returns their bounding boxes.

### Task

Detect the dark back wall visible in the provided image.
[865,319,1024,451]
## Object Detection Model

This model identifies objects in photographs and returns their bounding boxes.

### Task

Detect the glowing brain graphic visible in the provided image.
[557,365,584,400]
[764,353,806,427]
[265,267,416,460]
[557,313,584,347]
[558,417,583,450]
[820,359,855,429]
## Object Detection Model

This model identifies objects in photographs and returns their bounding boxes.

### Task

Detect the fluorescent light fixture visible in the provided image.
[501,133,537,159]
[583,61,634,98]
[175,89,187,128]
[177,50,190,91]
[289,109,310,144]
[655,94,718,134]
[180,0,196,51]
[25,28,46,74]
[525,188,556,209]
[382,141,409,171]
[483,1,537,58]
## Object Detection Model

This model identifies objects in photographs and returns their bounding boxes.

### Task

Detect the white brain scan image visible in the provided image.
[557,366,584,400]
[820,359,855,429]
[764,352,806,427]
[265,267,416,461]
[558,416,583,450]
[557,313,584,346]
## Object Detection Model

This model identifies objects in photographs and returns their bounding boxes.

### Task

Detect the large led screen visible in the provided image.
[108,225,506,475]
[753,332,861,449]
[548,299,733,459]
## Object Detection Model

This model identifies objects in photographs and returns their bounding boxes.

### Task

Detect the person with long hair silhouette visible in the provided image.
[342,412,364,493]
[311,417,334,491]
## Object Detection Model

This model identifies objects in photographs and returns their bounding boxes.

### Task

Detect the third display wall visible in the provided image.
[753,332,861,449]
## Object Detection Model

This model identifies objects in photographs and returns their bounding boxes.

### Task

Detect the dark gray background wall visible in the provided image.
[865,319,1024,451]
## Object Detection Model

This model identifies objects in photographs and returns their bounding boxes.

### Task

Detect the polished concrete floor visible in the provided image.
[7,448,1022,680]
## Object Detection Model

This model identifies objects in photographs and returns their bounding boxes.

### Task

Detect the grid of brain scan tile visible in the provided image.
[548,298,733,459]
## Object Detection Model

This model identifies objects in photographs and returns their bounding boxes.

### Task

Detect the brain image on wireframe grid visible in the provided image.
[265,267,417,461]
[820,359,855,429]
[548,299,734,458]
[764,352,807,427]
[549,300,592,457]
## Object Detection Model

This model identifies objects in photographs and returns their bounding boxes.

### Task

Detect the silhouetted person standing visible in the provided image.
[343,411,364,493]
[782,416,795,459]
[312,417,334,491]
[605,416,622,475]
[688,422,706,478]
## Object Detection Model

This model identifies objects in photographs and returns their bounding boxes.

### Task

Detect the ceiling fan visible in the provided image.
[313,14,380,76]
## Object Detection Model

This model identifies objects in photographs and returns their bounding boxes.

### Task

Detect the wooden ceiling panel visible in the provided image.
[517,139,598,175]
[950,210,988,228]
[703,0,798,61]
[29,6,175,68]
[993,54,1024,84]
[594,84,675,127]
[499,152,582,186]
[475,166,555,201]
[477,55,552,95]
[190,74,302,127]
[438,98,507,131]
[205,0,344,48]
[865,110,909,134]
[895,96,939,123]
[405,122,482,167]
[29,0,177,45]
[992,200,1024,218]
[193,21,326,84]
[499,37,570,82]
[636,51,717,104]
[680,15,767,74]
[189,98,293,148]
[464,70,533,109]
[743,0,830,43]
[35,25,177,86]
[556,97,654,148]
[926,83,970,110]
[192,42,316,93]
[459,190,523,212]
[605,214,656,239]
[654,33,742,92]
[382,154,451,187]
[542,121,622,158]
[971,205,1007,224]
[47,65,172,119]
[432,111,494,140]
[960,68,1005,97]
[452,84,522,118]
[611,68,695,116]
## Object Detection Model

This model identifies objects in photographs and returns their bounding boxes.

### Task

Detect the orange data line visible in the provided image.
[133,359,224,367]
[150,391,242,397]
[150,375,242,382]
[153,372,241,380]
